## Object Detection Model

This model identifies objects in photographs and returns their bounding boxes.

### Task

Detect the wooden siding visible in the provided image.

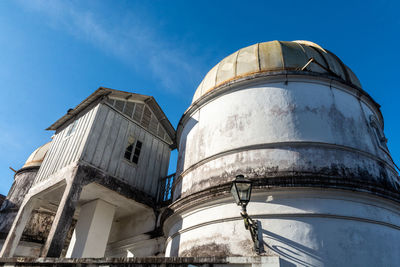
[34,105,99,184]
[81,104,171,197]
[106,97,173,145]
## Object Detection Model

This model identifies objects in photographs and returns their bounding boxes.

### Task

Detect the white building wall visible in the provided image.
[174,79,398,199]
[179,80,385,172]
[167,77,400,266]
[105,209,161,257]
[165,190,400,266]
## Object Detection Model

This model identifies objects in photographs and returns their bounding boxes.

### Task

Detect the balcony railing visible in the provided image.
[157,173,175,205]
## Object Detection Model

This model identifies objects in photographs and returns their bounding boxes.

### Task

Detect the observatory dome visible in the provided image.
[193,40,361,103]
[22,142,51,169]
[167,40,400,263]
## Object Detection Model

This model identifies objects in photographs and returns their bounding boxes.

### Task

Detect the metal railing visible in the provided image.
[157,173,175,205]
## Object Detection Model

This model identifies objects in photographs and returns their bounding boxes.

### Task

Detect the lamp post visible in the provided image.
[230,175,261,254]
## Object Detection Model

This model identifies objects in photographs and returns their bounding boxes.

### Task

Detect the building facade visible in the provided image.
[1,40,399,267]
[0,88,175,258]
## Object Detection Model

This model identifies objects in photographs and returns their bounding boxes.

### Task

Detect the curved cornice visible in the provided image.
[174,141,398,190]
[167,176,400,217]
[14,166,40,178]
[165,211,400,244]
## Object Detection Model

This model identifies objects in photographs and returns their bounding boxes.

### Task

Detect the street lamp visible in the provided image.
[230,175,261,254]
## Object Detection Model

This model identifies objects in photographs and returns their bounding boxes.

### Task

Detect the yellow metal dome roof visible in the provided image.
[192,40,361,103]
[22,141,51,169]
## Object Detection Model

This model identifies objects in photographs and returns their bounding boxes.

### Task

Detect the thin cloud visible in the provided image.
[17,0,203,93]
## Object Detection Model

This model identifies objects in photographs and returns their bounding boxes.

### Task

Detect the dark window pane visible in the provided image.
[126,144,134,152]
[124,151,132,160]
[141,106,151,129]
[157,124,165,139]
[149,115,158,135]
[134,148,141,156]
[115,100,125,112]
[124,102,135,118]
[133,103,144,122]
[124,144,134,160]
[136,141,142,149]
[132,141,142,164]
[106,98,115,106]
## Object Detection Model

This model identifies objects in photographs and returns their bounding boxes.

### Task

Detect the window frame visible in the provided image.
[369,115,389,152]
[64,119,79,139]
[123,136,143,165]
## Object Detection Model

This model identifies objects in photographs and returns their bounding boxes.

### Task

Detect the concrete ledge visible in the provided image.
[0,256,281,266]
[170,175,400,214]
[77,164,157,209]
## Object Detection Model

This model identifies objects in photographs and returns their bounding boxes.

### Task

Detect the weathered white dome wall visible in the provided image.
[164,40,400,266]
[174,77,397,199]
[165,190,400,266]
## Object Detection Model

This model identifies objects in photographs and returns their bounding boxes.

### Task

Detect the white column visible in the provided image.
[66,199,115,258]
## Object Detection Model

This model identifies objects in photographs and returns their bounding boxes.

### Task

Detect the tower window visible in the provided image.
[65,119,78,138]
[124,102,135,118]
[115,100,125,112]
[124,136,143,164]
[106,98,115,106]
[369,115,388,152]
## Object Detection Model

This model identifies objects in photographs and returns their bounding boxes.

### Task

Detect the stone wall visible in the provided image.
[0,169,39,240]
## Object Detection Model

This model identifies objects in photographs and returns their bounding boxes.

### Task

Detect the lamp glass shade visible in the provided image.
[236,182,251,202]
[230,183,240,205]
[231,175,252,206]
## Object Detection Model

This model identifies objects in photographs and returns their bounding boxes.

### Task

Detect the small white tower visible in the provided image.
[0,142,54,257]
[164,41,400,266]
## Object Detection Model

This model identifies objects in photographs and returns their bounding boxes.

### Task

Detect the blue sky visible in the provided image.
[0,0,399,195]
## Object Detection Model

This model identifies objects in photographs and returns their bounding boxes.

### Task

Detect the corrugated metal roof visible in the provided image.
[192,40,362,103]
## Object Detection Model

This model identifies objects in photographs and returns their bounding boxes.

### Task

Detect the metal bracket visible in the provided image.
[301,57,337,76]
[241,210,261,254]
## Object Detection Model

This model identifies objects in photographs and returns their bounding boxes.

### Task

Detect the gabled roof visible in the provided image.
[47,87,176,145]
